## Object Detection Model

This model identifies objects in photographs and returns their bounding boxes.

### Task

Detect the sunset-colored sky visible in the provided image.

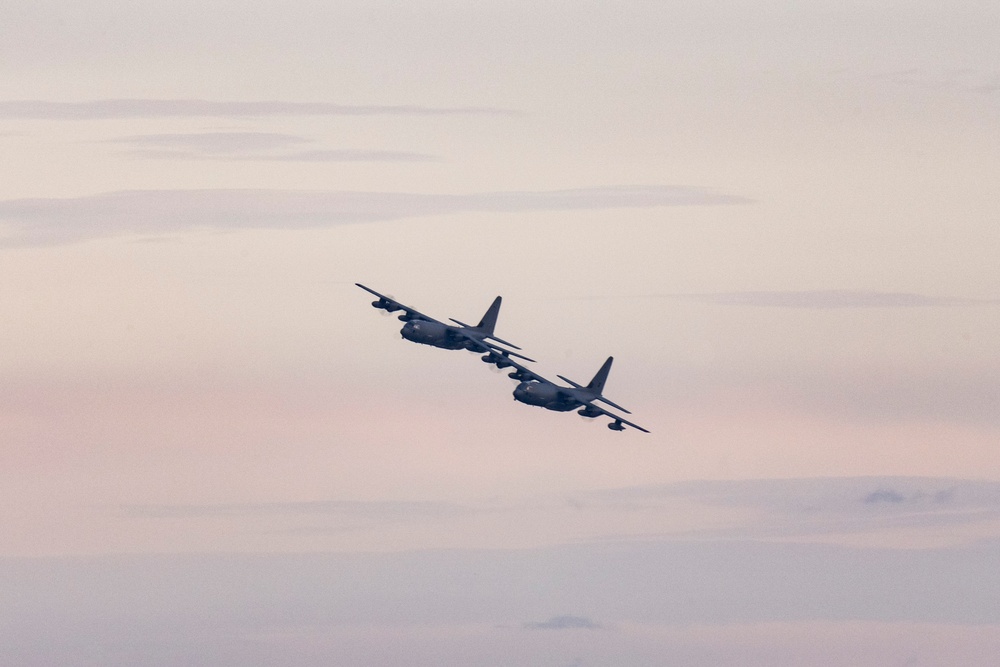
[2,1,999,664]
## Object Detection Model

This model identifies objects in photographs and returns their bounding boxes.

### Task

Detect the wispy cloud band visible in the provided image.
[0,186,747,246]
[103,132,443,162]
[122,499,470,520]
[125,149,443,163]
[104,132,312,153]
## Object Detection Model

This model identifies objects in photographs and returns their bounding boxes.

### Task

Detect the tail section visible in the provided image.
[450,295,523,350]
[476,296,502,335]
[587,356,614,394]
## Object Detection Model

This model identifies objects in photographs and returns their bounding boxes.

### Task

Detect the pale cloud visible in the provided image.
[659,363,1000,427]
[0,99,516,119]
[0,186,747,247]
[777,369,1000,426]
[872,67,1000,94]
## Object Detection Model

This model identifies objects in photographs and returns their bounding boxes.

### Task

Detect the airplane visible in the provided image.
[356,283,534,365]
[504,355,649,433]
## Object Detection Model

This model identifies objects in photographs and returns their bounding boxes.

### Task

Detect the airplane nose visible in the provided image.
[513,382,530,400]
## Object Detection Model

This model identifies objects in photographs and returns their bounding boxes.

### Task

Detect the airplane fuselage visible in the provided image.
[401,319,478,351]
[514,381,593,412]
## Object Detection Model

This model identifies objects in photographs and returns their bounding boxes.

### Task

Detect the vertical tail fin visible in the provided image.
[476,296,502,335]
[587,356,614,394]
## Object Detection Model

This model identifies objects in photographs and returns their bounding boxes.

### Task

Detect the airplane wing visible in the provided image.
[355,283,444,325]
[499,356,550,383]
[578,401,650,433]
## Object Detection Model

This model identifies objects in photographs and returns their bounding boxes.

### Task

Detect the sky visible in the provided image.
[2,1,1000,664]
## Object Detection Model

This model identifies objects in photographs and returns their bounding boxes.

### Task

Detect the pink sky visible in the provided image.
[2,0,999,663]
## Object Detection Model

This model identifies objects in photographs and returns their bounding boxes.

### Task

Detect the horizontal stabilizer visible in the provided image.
[556,375,584,389]
[449,318,524,349]
[596,395,632,415]
[485,335,522,351]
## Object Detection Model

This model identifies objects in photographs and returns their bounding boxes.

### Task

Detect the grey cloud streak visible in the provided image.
[122,499,470,521]
[0,186,747,246]
[523,615,601,630]
[126,149,442,163]
[105,132,442,162]
[0,99,516,119]
[249,149,442,162]
[105,132,312,154]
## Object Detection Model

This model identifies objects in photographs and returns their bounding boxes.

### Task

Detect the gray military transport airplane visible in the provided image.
[505,356,649,432]
[356,283,534,364]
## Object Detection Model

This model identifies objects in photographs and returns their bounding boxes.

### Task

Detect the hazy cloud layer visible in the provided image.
[577,477,1000,541]
[117,478,1000,550]
[0,186,747,246]
[2,536,998,666]
[6,480,1000,664]
[0,99,515,119]
[585,476,1000,514]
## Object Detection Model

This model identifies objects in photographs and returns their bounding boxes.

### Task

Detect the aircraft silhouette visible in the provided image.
[506,355,649,432]
[356,283,533,363]
[357,284,647,433]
